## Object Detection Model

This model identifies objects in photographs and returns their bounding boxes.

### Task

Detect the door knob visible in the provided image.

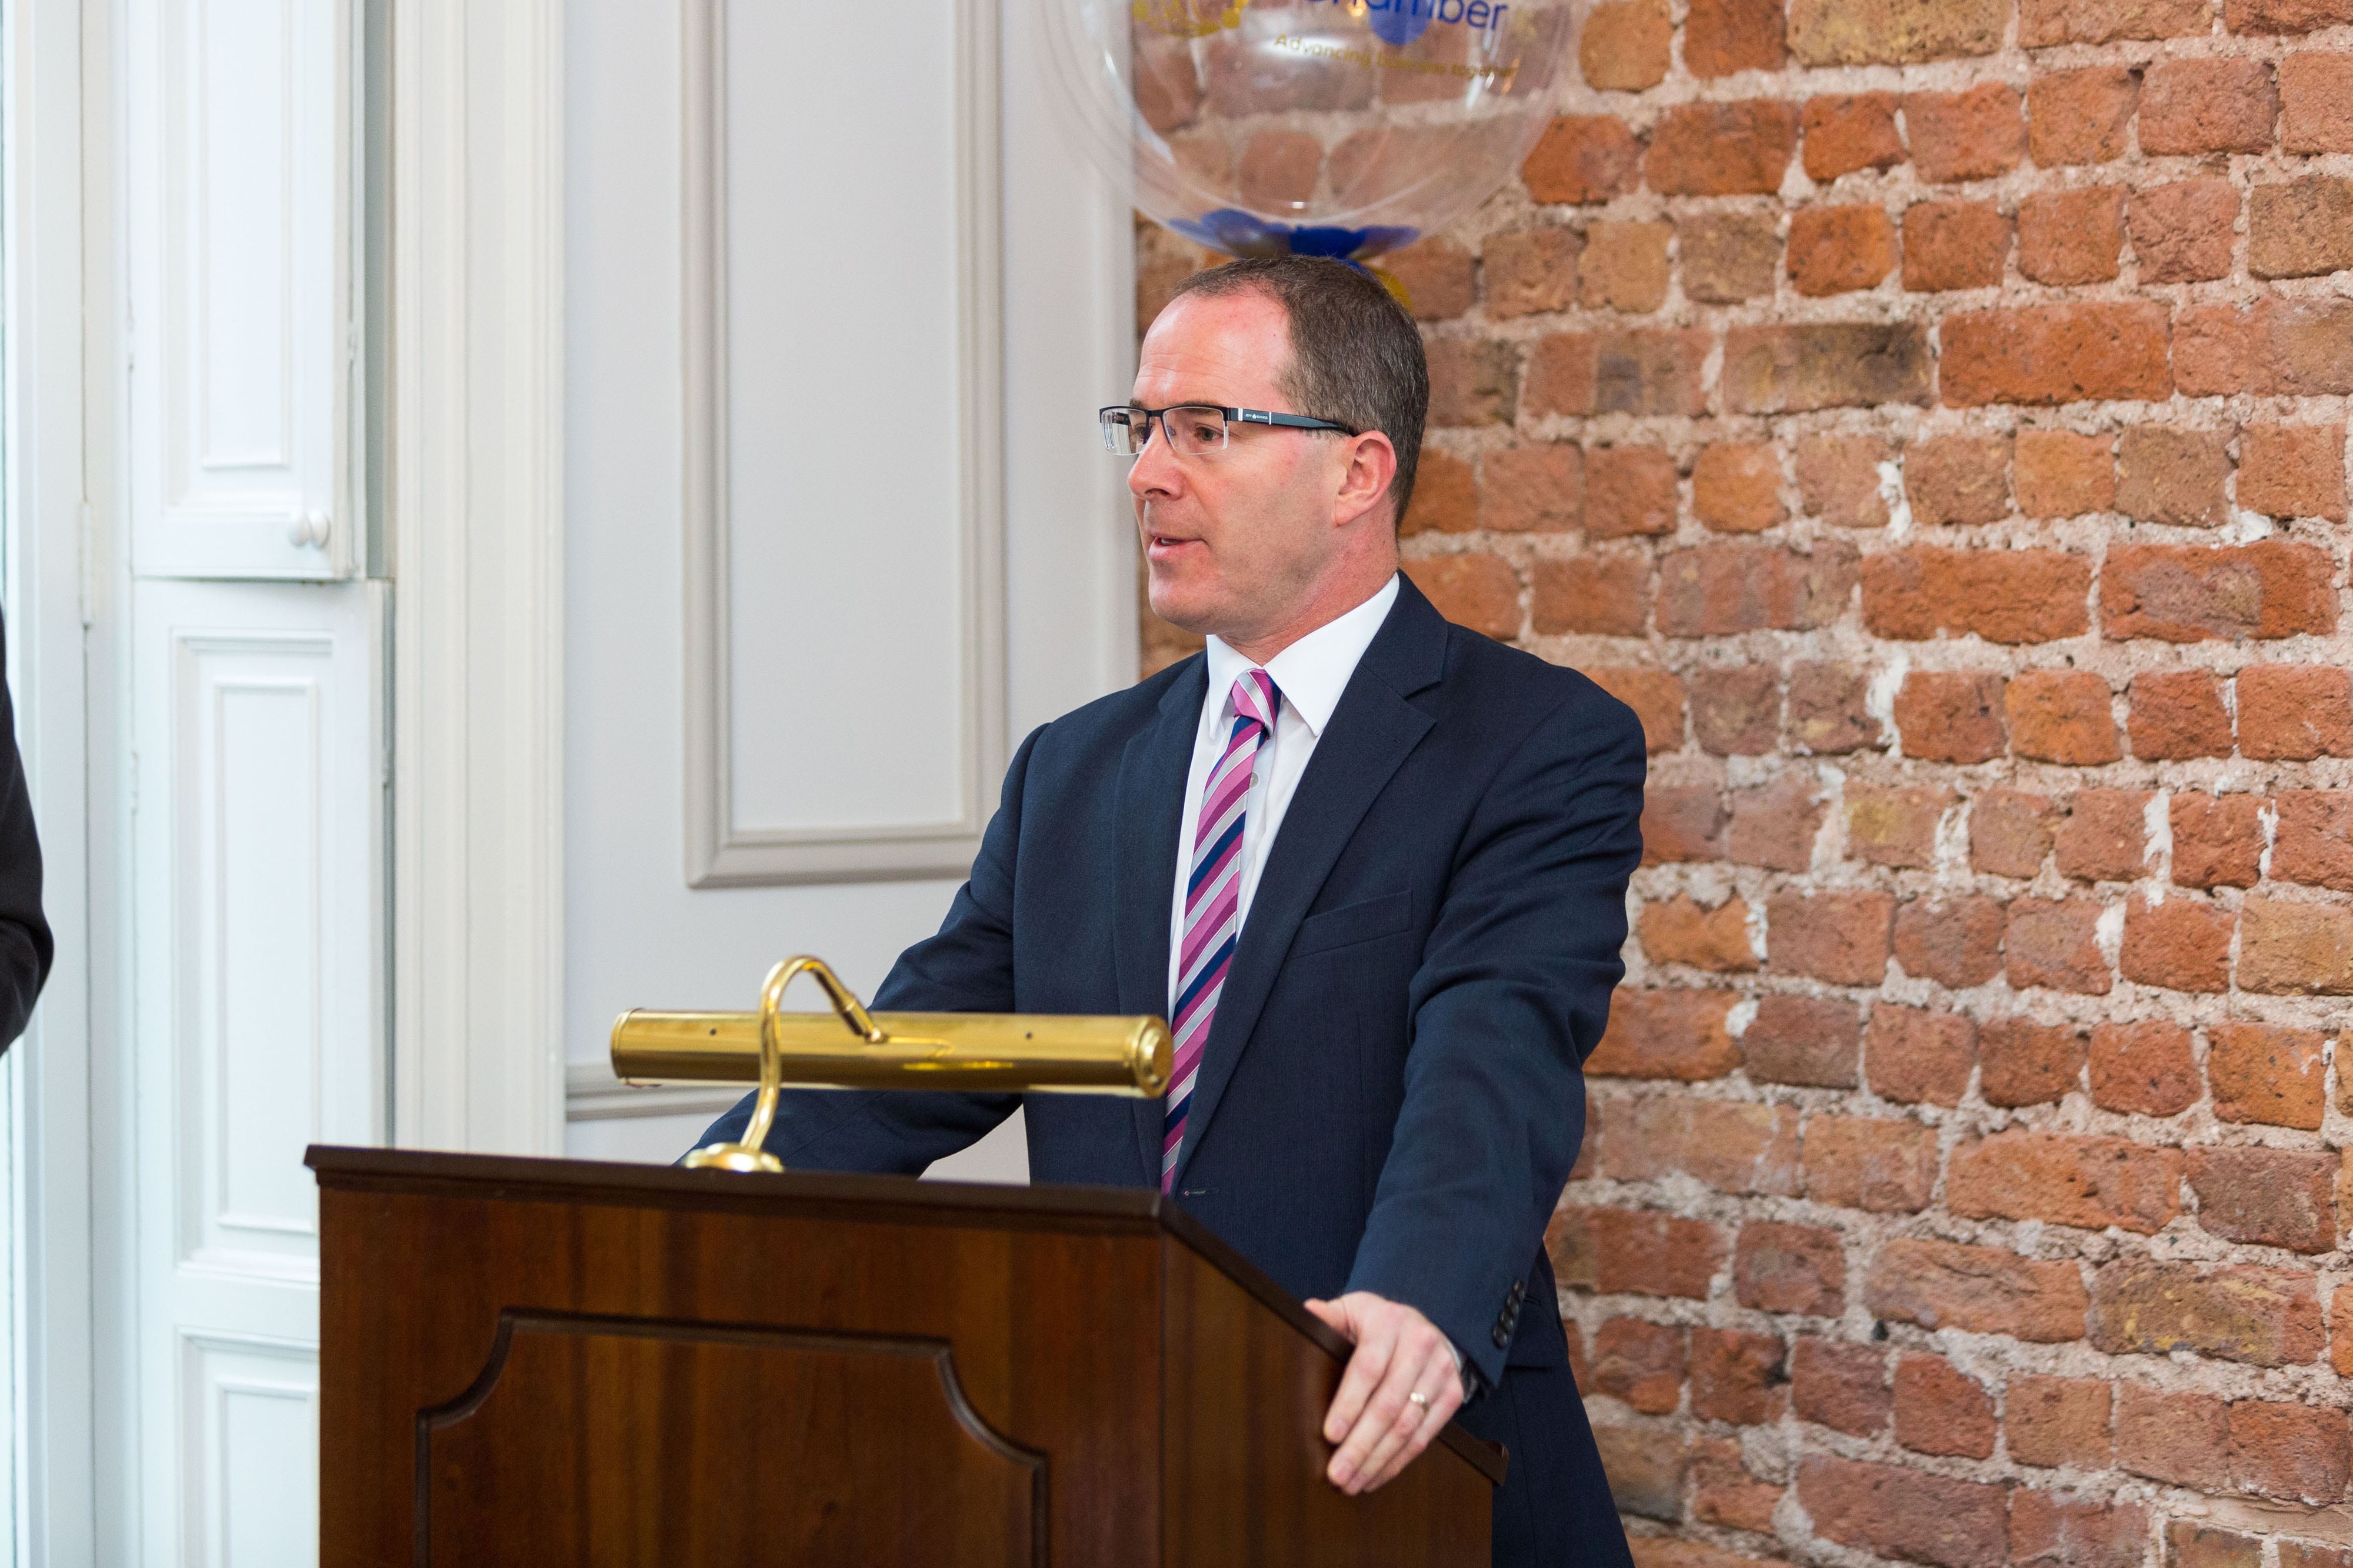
[289,511,332,549]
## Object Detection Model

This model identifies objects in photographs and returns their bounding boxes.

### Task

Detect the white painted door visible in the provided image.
[118,0,376,1561]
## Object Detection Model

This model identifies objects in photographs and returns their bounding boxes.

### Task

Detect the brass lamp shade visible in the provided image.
[611,955,1172,1174]
[612,1007,1174,1097]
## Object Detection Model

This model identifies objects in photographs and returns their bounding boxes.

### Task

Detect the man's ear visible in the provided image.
[1332,431,1399,529]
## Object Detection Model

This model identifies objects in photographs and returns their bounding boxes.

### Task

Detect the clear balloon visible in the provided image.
[1042,0,1584,263]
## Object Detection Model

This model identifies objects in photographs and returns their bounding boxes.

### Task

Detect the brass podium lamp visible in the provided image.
[610,956,1174,1173]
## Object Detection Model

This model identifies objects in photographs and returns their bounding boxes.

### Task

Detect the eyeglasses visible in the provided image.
[1099,403,1360,458]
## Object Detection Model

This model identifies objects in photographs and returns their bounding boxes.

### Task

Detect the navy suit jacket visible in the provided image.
[698,578,1644,1564]
[0,609,49,1054]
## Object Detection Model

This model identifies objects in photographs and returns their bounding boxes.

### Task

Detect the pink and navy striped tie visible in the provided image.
[1162,669,1280,1193]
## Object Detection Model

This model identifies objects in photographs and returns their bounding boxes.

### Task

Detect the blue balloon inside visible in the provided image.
[1169,209,1423,263]
[1365,0,1439,46]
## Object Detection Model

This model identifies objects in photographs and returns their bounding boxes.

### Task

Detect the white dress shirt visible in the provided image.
[1159,573,1475,1393]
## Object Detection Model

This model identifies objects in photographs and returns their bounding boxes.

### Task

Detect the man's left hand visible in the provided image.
[1302,1290,1465,1496]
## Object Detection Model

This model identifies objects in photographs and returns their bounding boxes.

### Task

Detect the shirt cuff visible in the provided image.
[1444,1333,1481,1401]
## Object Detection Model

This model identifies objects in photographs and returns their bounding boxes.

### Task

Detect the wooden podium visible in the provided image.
[310,1146,1501,1566]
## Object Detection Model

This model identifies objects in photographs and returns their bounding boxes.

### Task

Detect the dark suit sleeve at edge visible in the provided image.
[685,725,1045,1169]
[1341,685,1645,1389]
[0,612,52,1054]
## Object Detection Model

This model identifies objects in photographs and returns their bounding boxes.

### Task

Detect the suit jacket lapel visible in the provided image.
[1168,579,1449,1192]
[1117,657,1206,1185]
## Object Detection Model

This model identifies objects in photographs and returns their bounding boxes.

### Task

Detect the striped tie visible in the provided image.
[1163,669,1280,1193]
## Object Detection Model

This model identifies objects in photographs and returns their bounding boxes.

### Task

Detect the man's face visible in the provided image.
[1128,290,1365,642]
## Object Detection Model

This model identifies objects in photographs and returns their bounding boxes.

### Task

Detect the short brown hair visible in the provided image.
[1166,256,1429,528]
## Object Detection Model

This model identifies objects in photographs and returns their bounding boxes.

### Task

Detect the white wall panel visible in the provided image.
[1001,0,1141,733]
[682,0,1005,885]
[722,0,965,835]
[563,0,1134,1181]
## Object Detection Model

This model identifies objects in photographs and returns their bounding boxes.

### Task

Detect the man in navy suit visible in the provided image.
[696,255,1643,1566]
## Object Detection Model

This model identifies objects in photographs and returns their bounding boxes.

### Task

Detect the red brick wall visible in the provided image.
[1136,2,2353,1562]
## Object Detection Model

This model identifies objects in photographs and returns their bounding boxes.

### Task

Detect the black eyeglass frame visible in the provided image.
[1099,402,1362,455]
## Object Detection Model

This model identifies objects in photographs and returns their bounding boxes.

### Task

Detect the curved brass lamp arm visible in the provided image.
[775,954,885,1046]
[685,955,880,1175]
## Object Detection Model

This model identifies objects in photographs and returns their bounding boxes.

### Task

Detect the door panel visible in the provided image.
[165,611,376,1276]
[125,0,358,579]
[130,579,384,1560]
[178,1332,323,1568]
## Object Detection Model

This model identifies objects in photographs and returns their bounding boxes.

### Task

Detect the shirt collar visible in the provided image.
[1203,573,1401,740]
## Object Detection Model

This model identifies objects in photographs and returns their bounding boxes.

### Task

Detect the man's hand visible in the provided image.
[1302,1291,1465,1496]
